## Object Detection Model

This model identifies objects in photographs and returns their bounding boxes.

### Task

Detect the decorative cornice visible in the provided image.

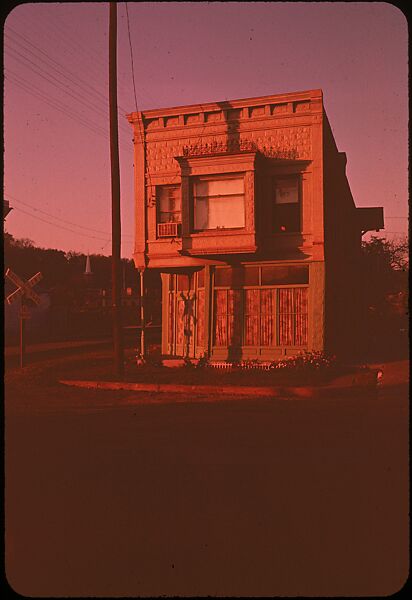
[127,89,323,122]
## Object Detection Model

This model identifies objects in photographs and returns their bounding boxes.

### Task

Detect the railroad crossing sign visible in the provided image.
[5,268,43,306]
[5,268,43,368]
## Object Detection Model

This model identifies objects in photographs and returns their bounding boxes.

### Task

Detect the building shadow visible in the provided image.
[226,263,244,362]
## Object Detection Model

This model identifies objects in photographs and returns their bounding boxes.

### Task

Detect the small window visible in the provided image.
[177,274,190,291]
[273,178,301,233]
[158,186,181,224]
[243,266,259,286]
[261,265,308,285]
[193,176,245,230]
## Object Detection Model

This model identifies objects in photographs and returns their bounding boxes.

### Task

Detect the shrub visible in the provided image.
[269,351,336,371]
[196,353,210,369]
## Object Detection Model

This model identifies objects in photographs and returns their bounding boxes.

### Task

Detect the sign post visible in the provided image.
[5,268,42,368]
[20,297,26,368]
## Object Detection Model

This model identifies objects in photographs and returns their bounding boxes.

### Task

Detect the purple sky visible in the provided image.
[4,2,408,257]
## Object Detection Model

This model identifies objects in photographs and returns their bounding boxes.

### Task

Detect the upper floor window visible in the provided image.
[158,185,181,223]
[193,175,245,230]
[157,185,181,237]
[273,177,301,233]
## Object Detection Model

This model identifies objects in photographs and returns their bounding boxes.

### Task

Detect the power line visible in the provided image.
[6,71,111,139]
[5,70,132,152]
[4,33,131,139]
[12,206,109,241]
[5,193,133,237]
[8,8,141,115]
[5,43,130,136]
[11,206,133,242]
[125,2,156,209]
[126,2,139,114]
[5,29,120,111]
[13,7,113,86]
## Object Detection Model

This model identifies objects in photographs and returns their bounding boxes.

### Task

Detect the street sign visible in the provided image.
[6,268,43,306]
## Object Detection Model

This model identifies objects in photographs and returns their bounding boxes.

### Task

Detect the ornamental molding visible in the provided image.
[144,126,312,173]
[180,139,300,160]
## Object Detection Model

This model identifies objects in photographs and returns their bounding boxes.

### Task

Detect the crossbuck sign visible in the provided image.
[6,268,43,306]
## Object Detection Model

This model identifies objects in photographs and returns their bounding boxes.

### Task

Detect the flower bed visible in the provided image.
[125,351,349,387]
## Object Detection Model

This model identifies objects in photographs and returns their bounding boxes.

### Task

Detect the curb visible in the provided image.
[59,379,379,400]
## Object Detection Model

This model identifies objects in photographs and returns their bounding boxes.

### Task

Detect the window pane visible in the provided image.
[159,193,169,212]
[207,195,244,228]
[274,204,300,232]
[294,288,308,346]
[159,186,181,225]
[214,267,232,287]
[260,289,276,346]
[197,269,205,288]
[196,289,205,346]
[262,266,289,285]
[195,178,244,196]
[168,293,174,344]
[277,287,308,346]
[177,274,190,290]
[262,265,308,285]
[214,290,228,346]
[243,266,259,286]
[227,289,242,346]
[195,196,245,229]
[244,289,260,345]
[275,179,299,204]
[159,187,180,209]
[160,212,181,223]
[194,198,208,229]
[194,177,245,230]
[286,266,309,284]
[176,297,185,345]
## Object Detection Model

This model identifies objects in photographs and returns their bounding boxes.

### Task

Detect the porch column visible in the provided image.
[203,265,212,357]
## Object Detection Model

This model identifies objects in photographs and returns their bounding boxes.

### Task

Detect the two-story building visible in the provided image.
[127,89,383,360]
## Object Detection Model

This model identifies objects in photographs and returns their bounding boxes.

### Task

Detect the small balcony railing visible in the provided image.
[157,222,181,238]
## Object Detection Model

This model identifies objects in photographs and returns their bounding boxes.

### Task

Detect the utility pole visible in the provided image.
[109,1,124,377]
[139,269,145,357]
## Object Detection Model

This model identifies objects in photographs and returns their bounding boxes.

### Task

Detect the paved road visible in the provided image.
[5,377,409,597]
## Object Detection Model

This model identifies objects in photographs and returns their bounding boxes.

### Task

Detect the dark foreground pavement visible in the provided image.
[5,365,409,596]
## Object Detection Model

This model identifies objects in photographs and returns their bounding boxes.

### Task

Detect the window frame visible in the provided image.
[272,175,302,234]
[157,185,182,225]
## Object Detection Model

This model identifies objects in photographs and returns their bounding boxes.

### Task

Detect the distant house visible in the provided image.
[127,89,383,359]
